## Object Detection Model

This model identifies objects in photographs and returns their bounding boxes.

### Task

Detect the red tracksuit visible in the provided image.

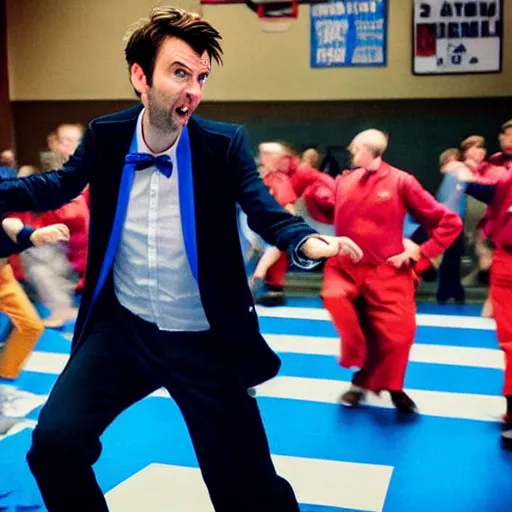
[322,161,462,392]
[489,152,512,172]
[10,193,90,292]
[469,174,512,396]
[262,172,298,289]
[288,160,336,224]
[263,164,336,288]
[474,161,508,185]
[34,194,90,292]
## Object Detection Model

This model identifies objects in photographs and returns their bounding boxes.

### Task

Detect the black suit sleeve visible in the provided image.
[465,183,495,205]
[0,227,34,258]
[229,126,318,263]
[0,127,92,215]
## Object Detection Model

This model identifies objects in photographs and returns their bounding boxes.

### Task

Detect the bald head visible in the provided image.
[258,141,294,173]
[259,142,288,155]
[349,129,388,169]
[0,149,16,168]
[351,130,388,156]
[56,123,84,159]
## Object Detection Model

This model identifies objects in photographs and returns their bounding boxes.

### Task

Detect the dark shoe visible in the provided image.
[255,291,286,307]
[422,268,438,282]
[340,387,366,407]
[501,423,512,450]
[390,390,418,414]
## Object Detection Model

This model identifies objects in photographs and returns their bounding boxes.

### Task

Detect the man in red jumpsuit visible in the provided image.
[456,166,512,449]
[489,119,512,171]
[255,143,336,305]
[322,129,462,413]
[280,152,336,227]
[252,143,299,305]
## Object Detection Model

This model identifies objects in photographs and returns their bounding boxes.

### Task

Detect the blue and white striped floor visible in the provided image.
[1,298,512,511]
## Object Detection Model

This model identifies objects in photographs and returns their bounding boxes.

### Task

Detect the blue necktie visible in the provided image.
[125,153,173,178]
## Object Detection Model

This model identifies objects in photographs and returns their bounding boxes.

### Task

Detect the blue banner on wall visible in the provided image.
[310,0,388,67]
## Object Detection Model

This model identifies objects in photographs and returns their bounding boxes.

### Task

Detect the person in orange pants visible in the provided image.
[456,168,512,448]
[0,217,70,433]
[322,129,462,413]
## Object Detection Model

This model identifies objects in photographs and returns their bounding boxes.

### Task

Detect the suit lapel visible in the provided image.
[187,120,217,281]
[176,126,199,282]
[91,130,137,307]
[83,111,140,319]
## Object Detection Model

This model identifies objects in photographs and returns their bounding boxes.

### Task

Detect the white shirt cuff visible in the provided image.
[290,235,322,270]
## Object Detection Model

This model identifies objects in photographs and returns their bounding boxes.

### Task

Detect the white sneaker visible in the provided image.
[0,387,21,435]
[0,385,45,418]
[0,415,20,435]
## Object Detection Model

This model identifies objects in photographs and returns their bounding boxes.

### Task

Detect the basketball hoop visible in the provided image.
[260,17,292,33]
[245,0,298,33]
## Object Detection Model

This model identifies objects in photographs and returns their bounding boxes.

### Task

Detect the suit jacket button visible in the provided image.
[248,306,254,313]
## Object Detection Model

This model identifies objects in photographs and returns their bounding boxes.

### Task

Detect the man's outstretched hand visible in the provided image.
[31,224,70,246]
[300,235,363,262]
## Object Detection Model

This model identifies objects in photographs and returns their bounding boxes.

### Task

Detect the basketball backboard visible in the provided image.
[201,0,328,32]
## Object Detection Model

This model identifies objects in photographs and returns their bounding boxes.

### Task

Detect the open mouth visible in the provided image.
[175,106,189,117]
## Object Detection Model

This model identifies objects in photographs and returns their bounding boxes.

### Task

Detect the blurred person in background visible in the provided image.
[246,142,298,305]
[0,149,17,178]
[457,165,512,449]
[13,124,88,327]
[435,148,466,304]
[455,135,508,316]
[0,216,70,433]
[248,142,338,304]
[489,119,512,170]
[301,147,321,169]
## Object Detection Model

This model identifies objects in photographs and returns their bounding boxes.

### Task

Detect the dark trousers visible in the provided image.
[436,233,465,303]
[27,301,299,512]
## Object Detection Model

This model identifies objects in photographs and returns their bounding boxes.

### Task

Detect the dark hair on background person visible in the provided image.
[501,119,512,133]
[124,6,223,93]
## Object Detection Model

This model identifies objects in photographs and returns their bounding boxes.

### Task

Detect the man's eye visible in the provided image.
[175,69,187,78]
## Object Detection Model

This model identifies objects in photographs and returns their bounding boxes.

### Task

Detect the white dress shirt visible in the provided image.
[113,110,210,332]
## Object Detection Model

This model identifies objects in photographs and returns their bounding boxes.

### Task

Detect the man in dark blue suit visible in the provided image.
[0,7,362,511]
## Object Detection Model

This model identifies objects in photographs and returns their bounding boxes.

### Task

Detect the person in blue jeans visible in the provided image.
[434,148,466,304]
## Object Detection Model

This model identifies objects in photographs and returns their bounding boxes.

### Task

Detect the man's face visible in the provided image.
[276,155,295,174]
[57,126,82,158]
[0,150,16,168]
[258,147,284,173]
[302,149,320,168]
[139,37,210,133]
[464,144,486,165]
[348,139,374,169]
[499,127,512,156]
[47,133,59,153]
